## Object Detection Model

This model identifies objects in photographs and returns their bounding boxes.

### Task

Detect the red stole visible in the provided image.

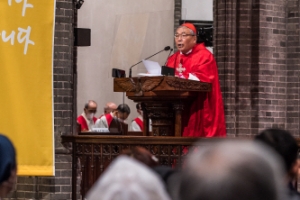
[134,118,144,131]
[105,113,113,127]
[99,114,104,118]
[166,43,226,137]
[77,115,97,131]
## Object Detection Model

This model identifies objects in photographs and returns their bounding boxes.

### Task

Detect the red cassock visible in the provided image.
[166,43,226,137]
[77,115,97,131]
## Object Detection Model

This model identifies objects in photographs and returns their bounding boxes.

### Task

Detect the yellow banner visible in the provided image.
[0,0,55,175]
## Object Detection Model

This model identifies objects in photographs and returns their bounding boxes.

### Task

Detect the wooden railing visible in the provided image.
[61,134,231,200]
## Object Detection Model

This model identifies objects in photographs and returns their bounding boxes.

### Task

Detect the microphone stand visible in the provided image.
[129,49,169,78]
[164,48,173,66]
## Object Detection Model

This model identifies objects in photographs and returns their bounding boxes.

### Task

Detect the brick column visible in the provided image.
[214,0,295,137]
[174,0,181,49]
[286,0,300,136]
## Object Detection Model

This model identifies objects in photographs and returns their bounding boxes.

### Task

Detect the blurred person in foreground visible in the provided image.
[121,146,179,197]
[166,23,226,137]
[0,134,17,198]
[176,141,286,200]
[121,146,159,167]
[255,128,300,200]
[85,156,171,200]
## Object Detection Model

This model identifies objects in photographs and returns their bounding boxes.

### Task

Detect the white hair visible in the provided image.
[86,156,171,200]
[177,25,195,35]
[177,141,287,200]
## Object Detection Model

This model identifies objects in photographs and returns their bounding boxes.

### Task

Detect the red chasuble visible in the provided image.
[166,43,226,137]
[77,115,97,131]
[134,117,144,131]
[105,113,113,127]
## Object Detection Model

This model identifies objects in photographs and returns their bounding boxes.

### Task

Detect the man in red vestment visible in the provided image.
[166,23,226,137]
[99,102,117,118]
[77,100,98,132]
[130,103,144,131]
[95,104,131,129]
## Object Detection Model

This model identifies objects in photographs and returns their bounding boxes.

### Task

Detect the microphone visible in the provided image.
[164,48,173,66]
[129,46,171,77]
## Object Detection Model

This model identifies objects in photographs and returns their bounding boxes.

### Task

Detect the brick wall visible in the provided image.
[174,0,181,49]
[6,0,76,199]
[286,0,300,135]
[214,0,300,137]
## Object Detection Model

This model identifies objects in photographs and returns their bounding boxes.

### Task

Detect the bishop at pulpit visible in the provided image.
[113,23,226,137]
[114,76,224,137]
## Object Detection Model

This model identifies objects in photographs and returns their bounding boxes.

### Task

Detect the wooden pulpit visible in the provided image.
[114,76,211,137]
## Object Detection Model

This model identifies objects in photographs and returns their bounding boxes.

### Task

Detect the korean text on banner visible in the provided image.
[0,0,56,176]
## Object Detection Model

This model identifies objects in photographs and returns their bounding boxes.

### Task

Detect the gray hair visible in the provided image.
[86,156,171,200]
[84,100,97,109]
[177,141,287,200]
[177,25,195,35]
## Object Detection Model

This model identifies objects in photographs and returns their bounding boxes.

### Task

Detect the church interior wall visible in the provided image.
[182,0,213,21]
[76,0,174,124]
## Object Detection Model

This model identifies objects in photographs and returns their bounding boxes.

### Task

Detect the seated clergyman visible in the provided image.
[77,100,98,132]
[95,104,130,129]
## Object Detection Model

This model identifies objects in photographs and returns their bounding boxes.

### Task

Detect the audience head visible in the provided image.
[121,146,158,167]
[0,134,17,198]
[178,141,286,200]
[136,103,143,116]
[255,128,299,179]
[84,100,97,120]
[115,104,131,122]
[175,23,197,54]
[86,156,171,200]
[104,102,117,114]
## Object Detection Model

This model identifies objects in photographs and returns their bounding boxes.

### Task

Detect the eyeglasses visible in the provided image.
[174,33,195,39]
[87,109,97,113]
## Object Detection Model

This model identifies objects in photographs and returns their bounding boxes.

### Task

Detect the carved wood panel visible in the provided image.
[74,142,195,199]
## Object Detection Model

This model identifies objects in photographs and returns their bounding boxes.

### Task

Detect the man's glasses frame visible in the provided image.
[174,34,195,39]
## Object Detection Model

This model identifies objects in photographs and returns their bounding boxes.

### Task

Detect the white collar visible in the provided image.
[180,49,192,55]
[82,112,92,122]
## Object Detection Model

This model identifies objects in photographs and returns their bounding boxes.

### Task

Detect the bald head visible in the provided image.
[84,100,97,110]
[179,141,286,200]
[104,102,117,114]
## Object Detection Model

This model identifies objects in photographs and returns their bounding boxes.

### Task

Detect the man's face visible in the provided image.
[117,112,129,122]
[104,103,117,114]
[175,27,197,54]
[104,108,113,114]
[137,109,143,116]
[84,102,97,119]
